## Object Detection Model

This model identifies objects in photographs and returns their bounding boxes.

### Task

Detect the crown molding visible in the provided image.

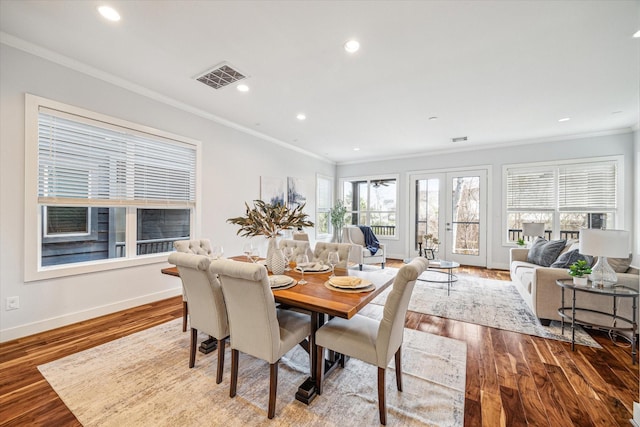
[0,32,335,165]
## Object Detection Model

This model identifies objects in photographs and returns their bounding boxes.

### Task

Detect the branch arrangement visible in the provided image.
[227,200,314,238]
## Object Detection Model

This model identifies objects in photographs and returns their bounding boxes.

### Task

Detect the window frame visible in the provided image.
[42,206,98,242]
[315,174,333,239]
[339,174,399,239]
[24,94,202,281]
[502,155,624,246]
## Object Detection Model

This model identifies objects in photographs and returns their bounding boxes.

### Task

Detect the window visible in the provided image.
[25,95,200,280]
[342,176,398,238]
[316,175,333,237]
[504,157,621,243]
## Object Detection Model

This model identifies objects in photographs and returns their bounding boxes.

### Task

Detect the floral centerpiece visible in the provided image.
[227,200,314,271]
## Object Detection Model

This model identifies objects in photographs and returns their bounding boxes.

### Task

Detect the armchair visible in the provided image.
[342,226,386,270]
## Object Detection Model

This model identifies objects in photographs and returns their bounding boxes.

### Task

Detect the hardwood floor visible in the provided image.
[0,262,637,426]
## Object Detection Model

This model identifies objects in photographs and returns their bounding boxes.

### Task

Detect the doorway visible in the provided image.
[409,169,487,266]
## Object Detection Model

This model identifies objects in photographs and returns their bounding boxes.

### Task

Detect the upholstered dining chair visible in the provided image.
[167,252,229,384]
[292,231,310,242]
[210,259,311,419]
[342,226,386,270]
[278,239,314,260]
[312,242,352,269]
[314,257,429,425]
[173,239,214,332]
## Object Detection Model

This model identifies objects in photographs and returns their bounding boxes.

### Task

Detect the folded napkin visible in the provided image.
[330,276,362,288]
[269,275,292,286]
[299,262,327,271]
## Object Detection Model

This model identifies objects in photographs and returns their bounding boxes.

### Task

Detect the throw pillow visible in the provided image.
[550,249,593,269]
[606,254,633,273]
[527,238,567,267]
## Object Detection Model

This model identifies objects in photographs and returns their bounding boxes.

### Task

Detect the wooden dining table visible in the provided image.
[161,255,398,404]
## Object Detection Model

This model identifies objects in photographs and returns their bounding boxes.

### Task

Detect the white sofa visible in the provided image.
[510,247,639,335]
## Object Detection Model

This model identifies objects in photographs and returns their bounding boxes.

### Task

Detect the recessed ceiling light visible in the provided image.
[633,30,640,38]
[236,84,249,92]
[344,40,360,53]
[558,117,571,122]
[353,147,360,151]
[296,113,306,121]
[98,5,120,21]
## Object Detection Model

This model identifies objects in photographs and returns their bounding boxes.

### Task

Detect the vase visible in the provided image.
[332,226,343,243]
[573,276,588,286]
[266,237,286,273]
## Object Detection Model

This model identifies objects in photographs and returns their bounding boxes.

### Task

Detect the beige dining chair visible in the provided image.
[278,239,314,260]
[292,232,309,242]
[210,259,311,419]
[173,239,215,331]
[312,242,352,269]
[167,252,229,384]
[314,257,429,425]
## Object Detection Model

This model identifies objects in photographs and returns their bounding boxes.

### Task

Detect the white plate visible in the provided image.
[269,275,294,288]
[328,277,372,289]
[295,264,331,273]
[324,281,375,293]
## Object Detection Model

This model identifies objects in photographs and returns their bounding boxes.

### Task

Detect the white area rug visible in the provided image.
[39,318,466,426]
[370,269,600,348]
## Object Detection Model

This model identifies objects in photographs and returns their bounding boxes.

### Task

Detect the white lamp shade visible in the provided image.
[522,222,545,238]
[579,229,629,257]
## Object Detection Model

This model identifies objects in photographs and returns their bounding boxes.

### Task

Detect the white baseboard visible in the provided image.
[0,287,182,343]
[632,402,640,427]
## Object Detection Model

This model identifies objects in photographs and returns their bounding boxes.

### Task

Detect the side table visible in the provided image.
[556,279,638,364]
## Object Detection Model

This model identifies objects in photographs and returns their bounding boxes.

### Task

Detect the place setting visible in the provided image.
[268,275,297,290]
[324,276,375,293]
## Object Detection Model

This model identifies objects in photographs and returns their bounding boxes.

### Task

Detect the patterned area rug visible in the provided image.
[370,269,601,348]
[38,318,466,426]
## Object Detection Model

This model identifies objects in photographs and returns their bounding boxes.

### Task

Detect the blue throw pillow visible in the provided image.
[550,249,593,269]
[527,238,567,267]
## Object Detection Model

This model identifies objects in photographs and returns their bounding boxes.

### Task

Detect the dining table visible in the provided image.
[161,255,398,404]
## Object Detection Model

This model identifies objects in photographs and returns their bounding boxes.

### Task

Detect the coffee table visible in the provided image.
[417,260,460,296]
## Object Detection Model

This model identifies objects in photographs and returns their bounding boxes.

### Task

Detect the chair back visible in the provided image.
[279,239,313,260]
[292,232,309,242]
[174,239,213,256]
[376,257,428,365]
[167,252,229,339]
[211,260,281,363]
[313,242,352,268]
[342,226,365,246]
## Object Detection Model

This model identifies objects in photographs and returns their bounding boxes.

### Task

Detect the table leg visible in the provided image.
[295,312,321,404]
[571,289,576,351]
[633,296,637,365]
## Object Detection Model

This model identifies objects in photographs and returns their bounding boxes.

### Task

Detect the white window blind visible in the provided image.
[38,108,196,207]
[506,168,555,211]
[558,161,616,211]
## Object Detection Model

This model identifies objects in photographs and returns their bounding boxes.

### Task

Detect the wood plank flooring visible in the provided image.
[0,262,637,426]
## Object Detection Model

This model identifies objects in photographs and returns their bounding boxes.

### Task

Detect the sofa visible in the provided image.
[510,245,639,334]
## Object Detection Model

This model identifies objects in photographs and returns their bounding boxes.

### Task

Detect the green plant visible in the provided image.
[330,200,348,231]
[227,200,314,238]
[568,259,592,277]
[516,238,526,247]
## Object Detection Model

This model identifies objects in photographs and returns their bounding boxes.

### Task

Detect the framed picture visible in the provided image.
[260,176,285,205]
[424,249,435,260]
[287,177,306,209]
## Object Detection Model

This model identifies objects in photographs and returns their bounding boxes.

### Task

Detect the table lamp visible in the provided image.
[522,222,545,246]
[578,228,630,287]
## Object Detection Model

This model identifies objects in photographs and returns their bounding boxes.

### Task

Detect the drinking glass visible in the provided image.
[211,245,223,260]
[283,247,294,271]
[296,254,309,285]
[243,243,254,262]
[327,251,339,277]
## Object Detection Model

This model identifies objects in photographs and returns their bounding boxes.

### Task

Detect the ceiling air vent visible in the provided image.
[195,63,246,90]
[451,136,468,143]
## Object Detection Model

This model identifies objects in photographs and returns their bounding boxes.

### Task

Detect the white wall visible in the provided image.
[0,44,334,341]
[337,132,636,270]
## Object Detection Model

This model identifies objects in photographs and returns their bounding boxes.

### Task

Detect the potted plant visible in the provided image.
[516,238,526,247]
[329,199,348,243]
[568,260,592,286]
[227,200,314,272]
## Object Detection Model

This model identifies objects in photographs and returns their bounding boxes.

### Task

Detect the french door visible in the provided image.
[409,169,487,267]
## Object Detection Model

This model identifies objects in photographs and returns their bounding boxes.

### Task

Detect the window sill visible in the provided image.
[25,253,171,283]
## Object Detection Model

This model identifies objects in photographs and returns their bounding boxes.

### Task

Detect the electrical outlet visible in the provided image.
[6,296,19,311]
